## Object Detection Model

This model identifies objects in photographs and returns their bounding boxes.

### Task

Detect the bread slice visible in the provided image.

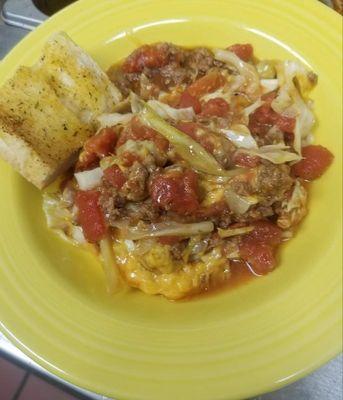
[0,66,93,189]
[37,32,122,125]
[0,32,123,189]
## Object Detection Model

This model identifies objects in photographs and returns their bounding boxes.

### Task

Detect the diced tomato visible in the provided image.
[122,45,168,73]
[149,169,199,215]
[245,220,283,247]
[103,165,126,189]
[233,152,260,168]
[158,236,183,245]
[84,128,117,157]
[187,72,226,98]
[75,190,107,243]
[239,242,276,275]
[178,90,202,113]
[117,117,169,152]
[227,43,254,62]
[291,145,334,181]
[176,121,215,153]
[238,220,282,274]
[201,98,230,118]
[248,103,276,136]
[276,115,296,134]
[77,128,117,170]
[249,101,295,137]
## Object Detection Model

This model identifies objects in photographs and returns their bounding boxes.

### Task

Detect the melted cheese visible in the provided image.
[113,241,231,300]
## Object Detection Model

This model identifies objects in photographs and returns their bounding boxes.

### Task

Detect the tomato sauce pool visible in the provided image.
[183,183,314,302]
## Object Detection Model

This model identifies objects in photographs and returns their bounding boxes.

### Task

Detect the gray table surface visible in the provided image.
[0,1,342,399]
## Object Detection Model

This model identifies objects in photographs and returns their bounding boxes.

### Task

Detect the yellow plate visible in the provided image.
[0,1,341,399]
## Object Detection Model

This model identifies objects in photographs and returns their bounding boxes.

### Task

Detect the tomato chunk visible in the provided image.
[248,103,276,136]
[245,220,283,247]
[158,236,183,245]
[201,98,230,118]
[84,128,117,157]
[291,145,334,180]
[103,165,126,189]
[75,190,106,243]
[117,116,169,152]
[178,91,202,113]
[249,101,295,136]
[233,152,260,168]
[276,115,296,134]
[149,169,199,215]
[228,43,254,62]
[77,128,117,170]
[187,72,226,98]
[239,242,276,275]
[238,220,281,275]
[176,122,215,153]
[122,45,168,73]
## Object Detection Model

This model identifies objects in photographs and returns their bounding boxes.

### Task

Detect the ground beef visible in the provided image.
[211,134,237,169]
[121,162,149,201]
[100,190,161,227]
[255,162,293,204]
[108,43,226,98]
[99,185,126,224]
[146,43,187,87]
[216,211,232,229]
[148,45,220,88]
[232,205,274,223]
[139,74,161,99]
[124,199,161,224]
[107,66,140,97]
[230,173,256,198]
[230,162,293,206]
[107,43,185,94]
[156,63,188,88]
[185,47,223,76]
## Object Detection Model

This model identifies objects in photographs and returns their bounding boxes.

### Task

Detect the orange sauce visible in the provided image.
[183,181,312,303]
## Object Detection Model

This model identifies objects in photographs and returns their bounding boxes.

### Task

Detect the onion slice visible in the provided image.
[114,221,215,241]
[74,167,103,190]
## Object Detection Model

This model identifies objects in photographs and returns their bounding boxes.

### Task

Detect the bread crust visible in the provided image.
[0,32,121,189]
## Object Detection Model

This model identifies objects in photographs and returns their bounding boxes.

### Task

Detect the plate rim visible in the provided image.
[0,0,342,399]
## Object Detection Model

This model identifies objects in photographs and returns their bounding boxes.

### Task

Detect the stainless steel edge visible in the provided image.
[2,0,46,30]
[0,332,111,398]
